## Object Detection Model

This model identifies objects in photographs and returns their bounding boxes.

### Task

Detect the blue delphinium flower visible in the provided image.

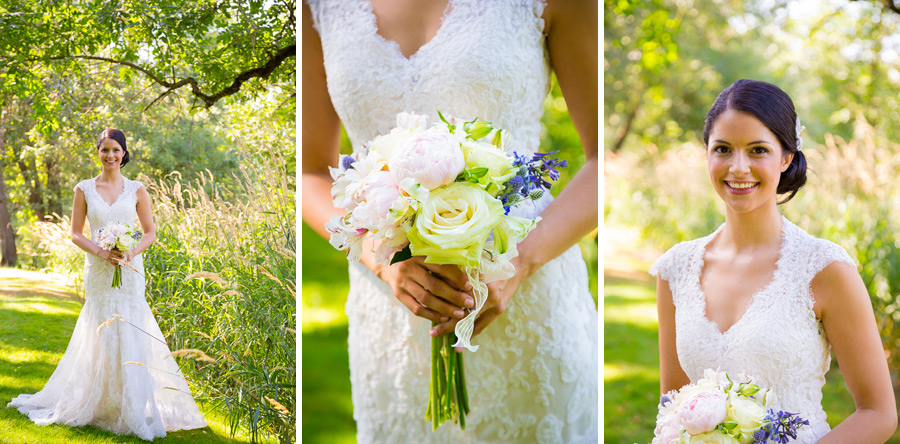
[752,409,810,444]
[340,154,356,171]
[498,150,567,213]
[659,394,672,407]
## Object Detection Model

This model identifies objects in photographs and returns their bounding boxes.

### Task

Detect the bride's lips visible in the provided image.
[725,181,758,194]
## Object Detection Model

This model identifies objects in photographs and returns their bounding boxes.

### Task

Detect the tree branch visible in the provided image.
[47,44,296,108]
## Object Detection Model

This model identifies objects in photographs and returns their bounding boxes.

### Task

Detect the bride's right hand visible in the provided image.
[97,249,123,267]
[375,257,475,324]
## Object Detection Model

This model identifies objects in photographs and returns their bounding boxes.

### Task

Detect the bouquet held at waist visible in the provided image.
[652,369,809,444]
[326,111,565,430]
[96,222,142,288]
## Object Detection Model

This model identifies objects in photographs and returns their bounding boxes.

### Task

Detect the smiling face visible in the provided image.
[707,109,793,215]
[97,138,125,171]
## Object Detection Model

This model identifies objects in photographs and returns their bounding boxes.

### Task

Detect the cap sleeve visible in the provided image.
[808,239,856,280]
[649,243,683,285]
[74,179,91,193]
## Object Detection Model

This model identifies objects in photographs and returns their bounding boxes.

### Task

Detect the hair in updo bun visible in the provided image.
[703,79,807,204]
[96,128,130,167]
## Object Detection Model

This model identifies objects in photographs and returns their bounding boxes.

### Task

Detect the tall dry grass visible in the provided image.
[142,149,295,444]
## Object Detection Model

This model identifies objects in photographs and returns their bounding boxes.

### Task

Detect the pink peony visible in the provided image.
[388,127,465,192]
[676,388,727,435]
[351,171,405,230]
[652,413,683,444]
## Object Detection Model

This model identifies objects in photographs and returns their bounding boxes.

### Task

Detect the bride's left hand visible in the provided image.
[430,257,529,339]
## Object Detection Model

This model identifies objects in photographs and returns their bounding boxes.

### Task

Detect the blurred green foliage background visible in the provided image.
[605,0,900,442]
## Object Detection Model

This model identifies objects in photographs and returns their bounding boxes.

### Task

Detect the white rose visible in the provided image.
[726,396,766,444]
[686,430,740,444]
[407,182,504,267]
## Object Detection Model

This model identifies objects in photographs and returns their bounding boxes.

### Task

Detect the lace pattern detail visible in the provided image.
[8,176,206,440]
[650,217,856,444]
[308,0,550,156]
[308,0,597,442]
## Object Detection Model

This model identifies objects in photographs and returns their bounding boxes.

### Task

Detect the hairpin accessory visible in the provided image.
[795,115,805,151]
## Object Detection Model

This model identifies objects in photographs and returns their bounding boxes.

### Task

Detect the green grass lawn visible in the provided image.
[0,267,266,444]
[603,261,900,443]
[301,222,355,444]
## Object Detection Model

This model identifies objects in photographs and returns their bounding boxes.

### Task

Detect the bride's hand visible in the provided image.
[431,256,529,339]
[375,256,475,324]
[98,249,124,266]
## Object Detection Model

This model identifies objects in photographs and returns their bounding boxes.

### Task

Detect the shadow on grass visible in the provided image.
[302,322,356,444]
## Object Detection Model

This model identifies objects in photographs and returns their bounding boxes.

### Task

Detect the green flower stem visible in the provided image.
[443,335,452,415]
[456,347,469,414]
[426,330,470,431]
[430,325,440,431]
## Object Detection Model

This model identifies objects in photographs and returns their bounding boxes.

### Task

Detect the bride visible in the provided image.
[651,79,897,443]
[8,129,207,440]
[302,0,598,442]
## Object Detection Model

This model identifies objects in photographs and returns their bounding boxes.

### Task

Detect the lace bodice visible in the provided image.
[308,0,550,156]
[650,217,855,443]
[76,177,141,237]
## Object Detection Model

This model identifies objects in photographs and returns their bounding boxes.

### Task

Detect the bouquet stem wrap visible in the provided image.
[452,266,490,352]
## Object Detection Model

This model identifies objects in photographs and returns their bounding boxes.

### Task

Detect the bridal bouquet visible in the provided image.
[326,111,565,430]
[652,369,809,444]
[96,222,142,288]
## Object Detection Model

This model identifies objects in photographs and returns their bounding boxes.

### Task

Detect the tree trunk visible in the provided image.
[612,100,640,153]
[0,119,17,267]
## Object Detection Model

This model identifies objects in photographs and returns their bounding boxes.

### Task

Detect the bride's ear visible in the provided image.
[781,152,794,172]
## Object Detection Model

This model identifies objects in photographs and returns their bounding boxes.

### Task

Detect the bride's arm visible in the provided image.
[433,0,599,337]
[301,3,473,324]
[657,276,690,393]
[70,188,120,266]
[126,186,156,261]
[813,262,897,443]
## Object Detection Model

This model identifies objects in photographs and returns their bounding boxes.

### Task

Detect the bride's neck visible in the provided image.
[719,202,783,252]
[97,169,123,183]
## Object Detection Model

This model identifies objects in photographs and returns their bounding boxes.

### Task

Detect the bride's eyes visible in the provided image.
[750,146,770,154]
[712,145,730,154]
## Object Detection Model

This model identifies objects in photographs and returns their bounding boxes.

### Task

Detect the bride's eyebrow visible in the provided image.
[712,139,773,145]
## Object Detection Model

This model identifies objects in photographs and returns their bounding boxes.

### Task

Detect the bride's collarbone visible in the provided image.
[699,249,780,328]
[94,177,126,203]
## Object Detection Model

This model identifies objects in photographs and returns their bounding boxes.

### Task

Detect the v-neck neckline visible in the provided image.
[364,0,454,61]
[695,217,788,336]
[94,176,127,207]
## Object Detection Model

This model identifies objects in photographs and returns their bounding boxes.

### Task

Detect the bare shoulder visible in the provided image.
[542,0,597,32]
[810,260,869,318]
[135,183,151,201]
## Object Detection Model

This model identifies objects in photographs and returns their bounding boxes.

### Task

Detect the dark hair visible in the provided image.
[703,79,806,203]
[96,128,130,167]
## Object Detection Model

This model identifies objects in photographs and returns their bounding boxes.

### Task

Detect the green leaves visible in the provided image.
[0,0,296,109]
[456,167,489,184]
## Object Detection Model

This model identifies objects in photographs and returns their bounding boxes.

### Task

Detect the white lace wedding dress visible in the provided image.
[307,0,599,442]
[650,217,856,443]
[8,177,207,441]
